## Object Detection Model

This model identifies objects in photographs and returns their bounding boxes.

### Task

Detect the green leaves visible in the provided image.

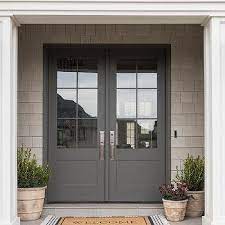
[176,155,204,191]
[17,147,51,188]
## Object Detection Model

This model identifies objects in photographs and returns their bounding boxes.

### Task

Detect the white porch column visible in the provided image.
[203,17,225,225]
[0,17,19,225]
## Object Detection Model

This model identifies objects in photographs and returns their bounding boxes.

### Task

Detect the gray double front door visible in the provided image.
[47,46,166,203]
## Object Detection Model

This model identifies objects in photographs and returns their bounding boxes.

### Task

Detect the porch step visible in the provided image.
[43,204,164,217]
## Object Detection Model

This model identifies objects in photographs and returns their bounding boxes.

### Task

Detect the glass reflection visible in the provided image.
[57,89,77,118]
[78,89,97,118]
[78,59,98,88]
[57,119,76,147]
[117,89,136,118]
[138,89,157,118]
[137,120,157,148]
[78,119,97,147]
[117,120,136,149]
[117,73,136,88]
[78,72,98,88]
[57,71,76,88]
[138,73,157,88]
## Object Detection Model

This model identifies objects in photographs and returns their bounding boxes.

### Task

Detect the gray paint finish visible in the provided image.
[47,47,106,202]
[46,45,167,202]
[108,47,166,202]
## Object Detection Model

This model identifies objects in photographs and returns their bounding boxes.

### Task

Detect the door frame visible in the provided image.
[43,44,171,203]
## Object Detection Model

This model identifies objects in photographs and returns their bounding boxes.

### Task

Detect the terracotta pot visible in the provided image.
[17,186,46,221]
[186,191,205,217]
[162,199,188,222]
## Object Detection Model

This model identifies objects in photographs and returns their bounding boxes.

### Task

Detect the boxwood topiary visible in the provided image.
[17,146,50,188]
[176,154,204,191]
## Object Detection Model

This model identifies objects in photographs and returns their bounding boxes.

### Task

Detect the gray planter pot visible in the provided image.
[186,191,205,217]
[162,199,188,222]
[17,186,46,221]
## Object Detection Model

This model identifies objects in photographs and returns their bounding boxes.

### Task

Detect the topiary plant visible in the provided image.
[176,155,204,191]
[17,146,50,188]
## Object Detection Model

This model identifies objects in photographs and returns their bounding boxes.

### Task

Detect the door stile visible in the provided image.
[98,51,107,201]
[157,50,166,185]
[47,53,58,202]
[104,48,110,201]
[108,53,117,201]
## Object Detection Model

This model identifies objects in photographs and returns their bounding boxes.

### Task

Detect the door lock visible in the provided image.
[110,131,115,160]
[99,131,105,160]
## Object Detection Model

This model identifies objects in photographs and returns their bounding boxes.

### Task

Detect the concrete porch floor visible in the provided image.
[21,217,202,225]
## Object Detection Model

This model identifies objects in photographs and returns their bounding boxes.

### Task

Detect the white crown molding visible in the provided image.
[1,0,225,24]
[2,0,225,2]
[0,0,223,24]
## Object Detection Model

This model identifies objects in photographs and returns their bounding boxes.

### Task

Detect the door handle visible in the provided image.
[99,131,105,160]
[110,131,115,160]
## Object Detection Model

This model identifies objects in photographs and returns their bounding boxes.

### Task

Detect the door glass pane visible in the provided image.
[57,89,77,118]
[78,72,98,88]
[56,57,98,149]
[78,119,97,147]
[116,59,158,150]
[117,89,136,118]
[117,60,136,88]
[78,89,97,118]
[57,71,76,88]
[137,120,157,148]
[78,59,98,88]
[117,73,136,88]
[138,89,157,118]
[57,119,76,147]
[138,73,157,88]
[137,60,157,88]
[117,120,136,149]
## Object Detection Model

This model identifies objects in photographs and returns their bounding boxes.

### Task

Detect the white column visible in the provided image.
[203,17,225,225]
[0,17,20,225]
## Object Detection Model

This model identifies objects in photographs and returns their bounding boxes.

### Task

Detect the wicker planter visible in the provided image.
[162,199,188,222]
[186,191,205,217]
[17,186,46,221]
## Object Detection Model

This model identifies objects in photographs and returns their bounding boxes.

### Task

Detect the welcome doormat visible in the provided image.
[41,215,170,225]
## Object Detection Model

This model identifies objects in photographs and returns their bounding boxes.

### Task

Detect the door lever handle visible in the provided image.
[110,131,115,160]
[99,131,105,160]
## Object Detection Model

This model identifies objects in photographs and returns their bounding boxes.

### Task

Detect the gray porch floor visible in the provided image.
[21,217,202,225]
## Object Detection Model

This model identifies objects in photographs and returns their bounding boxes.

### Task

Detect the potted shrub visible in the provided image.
[17,147,50,221]
[176,155,204,217]
[159,183,188,222]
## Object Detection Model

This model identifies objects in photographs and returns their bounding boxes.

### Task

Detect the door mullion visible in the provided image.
[104,48,110,201]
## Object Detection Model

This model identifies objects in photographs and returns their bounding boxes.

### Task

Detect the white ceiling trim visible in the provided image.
[2,0,225,2]
[1,0,225,24]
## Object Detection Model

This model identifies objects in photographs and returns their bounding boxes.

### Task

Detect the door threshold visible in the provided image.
[44,203,163,209]
[43,203,163,217]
